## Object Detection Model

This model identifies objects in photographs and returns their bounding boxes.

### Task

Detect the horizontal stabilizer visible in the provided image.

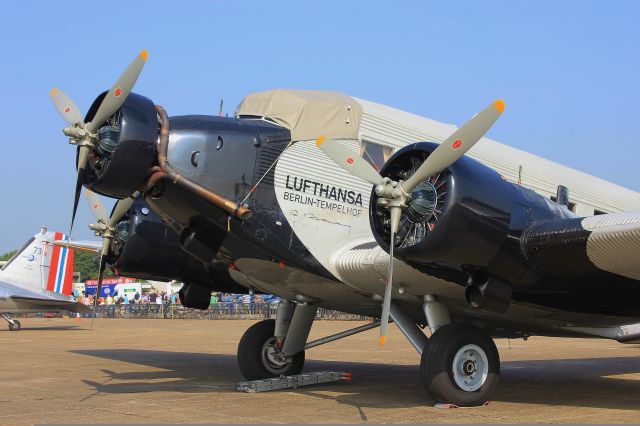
[9,296,92,313]
[54,239,101,253]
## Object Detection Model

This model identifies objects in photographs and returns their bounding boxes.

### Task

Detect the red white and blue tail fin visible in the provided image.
[45,232,75,296]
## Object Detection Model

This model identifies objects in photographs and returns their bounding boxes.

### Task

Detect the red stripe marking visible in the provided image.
[46,232,63,292]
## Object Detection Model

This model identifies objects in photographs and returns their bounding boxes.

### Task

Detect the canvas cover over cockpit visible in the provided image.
[235,89,362,141]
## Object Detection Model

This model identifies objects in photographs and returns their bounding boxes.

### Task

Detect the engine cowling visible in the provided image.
[369,142,581,313]
[82,92,159,199]
[370,142,517,269]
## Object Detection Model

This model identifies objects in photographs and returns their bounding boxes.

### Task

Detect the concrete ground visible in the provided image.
[0,318,639,425]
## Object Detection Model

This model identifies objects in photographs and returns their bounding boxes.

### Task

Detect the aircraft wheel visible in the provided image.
[421,323,499,407]
[8,320,21,331]
[237,319,305,380]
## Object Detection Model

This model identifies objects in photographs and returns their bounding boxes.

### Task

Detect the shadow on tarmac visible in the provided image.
[72,348,640,411]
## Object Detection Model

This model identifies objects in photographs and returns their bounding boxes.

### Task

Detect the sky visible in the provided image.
[0,1,638,253]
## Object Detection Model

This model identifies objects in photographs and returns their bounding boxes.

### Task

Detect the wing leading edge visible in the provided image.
[522,211,640,282]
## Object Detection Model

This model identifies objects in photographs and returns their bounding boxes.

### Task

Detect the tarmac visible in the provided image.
[0,318,639,425]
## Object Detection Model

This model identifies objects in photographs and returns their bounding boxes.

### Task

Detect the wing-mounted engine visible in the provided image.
[316,100,509,341]
[367,142,576,314]
[370,142,514,268]
[107,199,246,296]
[81,192,246,309]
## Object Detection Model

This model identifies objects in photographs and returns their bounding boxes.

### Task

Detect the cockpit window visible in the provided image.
[360,141,394,171]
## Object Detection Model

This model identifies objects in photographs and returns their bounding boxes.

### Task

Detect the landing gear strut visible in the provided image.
[2,314,21,331]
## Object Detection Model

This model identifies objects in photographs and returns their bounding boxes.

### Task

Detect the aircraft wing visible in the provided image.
[522,210,640,281]
[54,239,101,253]
[8,296,93,313]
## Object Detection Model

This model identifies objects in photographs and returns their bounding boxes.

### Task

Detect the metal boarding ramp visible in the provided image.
[235,371,351,393]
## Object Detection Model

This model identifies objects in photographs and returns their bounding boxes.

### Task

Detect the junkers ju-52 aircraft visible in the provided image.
[50,51,640,406]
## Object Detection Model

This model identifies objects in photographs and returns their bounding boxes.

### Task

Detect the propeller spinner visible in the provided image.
[50,50,148,235]
[316,100,505,344]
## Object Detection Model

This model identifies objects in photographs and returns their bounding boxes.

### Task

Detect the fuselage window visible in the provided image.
[360,141,394,171]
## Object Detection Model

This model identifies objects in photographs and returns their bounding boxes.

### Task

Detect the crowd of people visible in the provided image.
[73,290,274,311]
[69,289,279,320]
[76,290,177,307]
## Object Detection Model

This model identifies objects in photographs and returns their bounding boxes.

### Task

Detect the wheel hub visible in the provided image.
[462,359,476,375]
[261,337,291,374]
[452,344,489,392]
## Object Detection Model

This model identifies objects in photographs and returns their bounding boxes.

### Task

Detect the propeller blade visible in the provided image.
[50,88,84,126]
[379,206,402,345]
[69,146,90,235]
[85,190,108,223]
[86,50,148,133]
[90,240,110,328]
[316,136,383,185]
[401,100,505,193]
[107,193,137,228]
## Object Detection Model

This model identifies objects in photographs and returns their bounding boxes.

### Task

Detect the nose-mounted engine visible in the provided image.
[51,50,254,312]
[82,92,159,199]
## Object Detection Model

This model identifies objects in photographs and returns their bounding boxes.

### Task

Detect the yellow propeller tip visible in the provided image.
[379,336,386,345]
[140,49,148,61]
[493,99,506,113]
[315,135,326,147]
[50,88,58,97]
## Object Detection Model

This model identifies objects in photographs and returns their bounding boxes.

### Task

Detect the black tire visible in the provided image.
[421,323,499,407]
[237,319,305,380]
[8,320,21,331]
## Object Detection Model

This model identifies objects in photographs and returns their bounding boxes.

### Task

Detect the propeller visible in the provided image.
[50,50,148,235]
[85,189,138,324]
[50,88,83,125]
[316,99,505,344]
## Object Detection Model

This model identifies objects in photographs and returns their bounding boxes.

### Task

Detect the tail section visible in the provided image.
[45,232,75,296]
[0,228,76,296]
[0,228,49,292]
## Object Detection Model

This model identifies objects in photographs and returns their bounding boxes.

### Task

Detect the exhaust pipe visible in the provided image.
[465,275,512,314]
[147,104,252,220]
